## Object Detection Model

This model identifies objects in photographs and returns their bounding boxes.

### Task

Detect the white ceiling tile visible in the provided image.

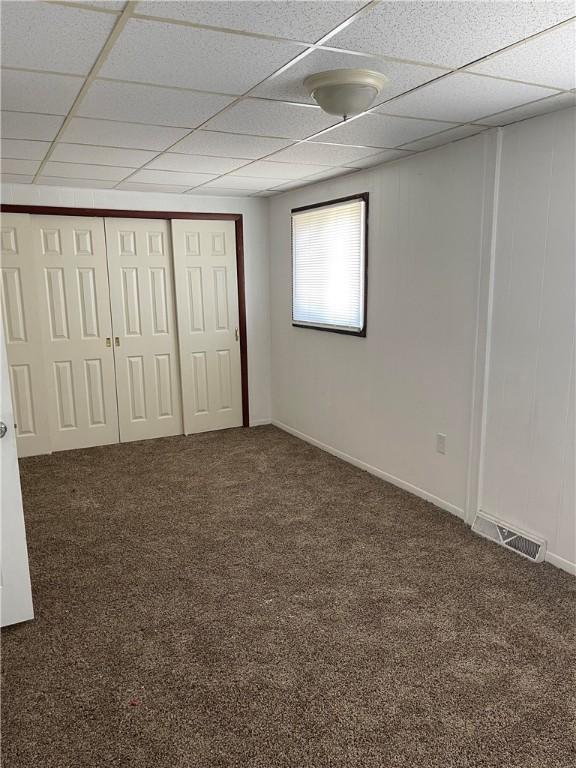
[1,112,64,141]
[1,2,116,74]
[314,113,455,148]
[78,80,233,128]
[116,182,191,193]
[1,158,41,175]
[204,99,338,139]
[269,169,358,192]
[203,176,290,190]
[1,139,51,160]
[185,188,256,197]
[36,177,119,189]
[128,169,217,186]
[61,117,190,150]
[146,154,249,174]
[268,179,317,191]
[1,174,34,184]
[253,48,446,104]
[77,1,126,9]
[43,162,133,180]
[139,1,366,43]
[1,70,83,116]
[344,149,417,168]
[329,1,575,68]
[478,92,576,127]
[377,72,559,124]
[170,131,294,159]
[99,18,306,94]
[302,167,357,182]
[401,124,489,151]
[270,141,385,166]
[51,143,157,167]
[468,20,576,91]
[232,160,332,179]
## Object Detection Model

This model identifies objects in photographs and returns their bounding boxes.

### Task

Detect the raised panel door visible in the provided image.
[105,218,182,442]
[32,216,119,451]
[1,213,51,456]
[171,219,242,434]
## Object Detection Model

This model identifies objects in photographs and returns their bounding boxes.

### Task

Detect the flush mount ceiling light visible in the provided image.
[304,69,388,120]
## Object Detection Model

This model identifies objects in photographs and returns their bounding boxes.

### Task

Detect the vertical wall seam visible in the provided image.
[464,130,497,524]
[475,127,503,519]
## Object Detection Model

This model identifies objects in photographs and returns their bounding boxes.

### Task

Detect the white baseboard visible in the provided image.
[249,419,272,427]
[272,420,465,520]
[270,421,575,578]
[545,550,576,576]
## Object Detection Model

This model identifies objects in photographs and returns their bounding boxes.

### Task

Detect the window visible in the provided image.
[291,194,368,336]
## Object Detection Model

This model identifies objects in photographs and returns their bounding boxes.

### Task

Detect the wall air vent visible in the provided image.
[472,511,546,563]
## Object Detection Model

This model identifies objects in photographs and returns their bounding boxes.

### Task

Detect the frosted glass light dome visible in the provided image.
[304,69,388,119]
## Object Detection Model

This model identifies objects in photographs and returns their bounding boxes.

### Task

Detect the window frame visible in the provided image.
[291,192,369,338]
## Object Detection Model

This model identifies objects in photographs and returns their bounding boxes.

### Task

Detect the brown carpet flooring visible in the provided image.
[2,426,575,768]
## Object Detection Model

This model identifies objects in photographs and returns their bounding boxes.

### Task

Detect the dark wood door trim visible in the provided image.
[1,204,250,428]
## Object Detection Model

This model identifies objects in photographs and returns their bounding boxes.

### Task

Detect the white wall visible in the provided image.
[269,132,497,519]
[480,108,576,571]
[269,107,575,573]
[0,184,272,426]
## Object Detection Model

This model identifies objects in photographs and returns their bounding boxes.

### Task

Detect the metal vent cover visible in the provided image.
[472,512,546,563]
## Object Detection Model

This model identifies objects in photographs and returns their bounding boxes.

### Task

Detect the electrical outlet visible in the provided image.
[436,433,447,455]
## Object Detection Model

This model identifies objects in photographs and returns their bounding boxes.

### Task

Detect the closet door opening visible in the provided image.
[1,206,249,457]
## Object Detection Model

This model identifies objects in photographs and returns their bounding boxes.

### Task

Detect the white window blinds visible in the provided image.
[292,196,366,334]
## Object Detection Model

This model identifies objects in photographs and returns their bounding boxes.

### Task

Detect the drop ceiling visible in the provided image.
[1,0,574,197]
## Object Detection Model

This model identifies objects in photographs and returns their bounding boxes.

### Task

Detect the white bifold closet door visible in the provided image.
[1,214,51,457]
[104,218,182,442]
[171,219,242,434]
[2,213,241,456]
[33,216,120,451]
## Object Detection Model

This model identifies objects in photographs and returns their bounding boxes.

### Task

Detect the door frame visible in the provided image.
[1,205,250,428]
